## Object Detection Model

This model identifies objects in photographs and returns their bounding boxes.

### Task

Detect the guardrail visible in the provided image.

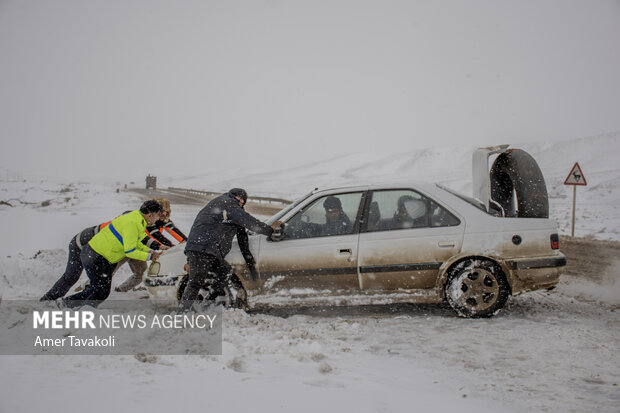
[166,187,292,206]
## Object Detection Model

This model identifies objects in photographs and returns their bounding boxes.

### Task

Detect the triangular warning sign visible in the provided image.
[564,162,587,186]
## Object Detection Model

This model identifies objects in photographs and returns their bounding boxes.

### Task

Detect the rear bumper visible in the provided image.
[506,256,567,270]
[506,253,566,295]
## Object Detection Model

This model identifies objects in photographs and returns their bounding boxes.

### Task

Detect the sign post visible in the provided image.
[563,162,587,237]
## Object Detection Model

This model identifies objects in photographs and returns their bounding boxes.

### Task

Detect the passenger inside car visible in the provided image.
[393,195,428,229]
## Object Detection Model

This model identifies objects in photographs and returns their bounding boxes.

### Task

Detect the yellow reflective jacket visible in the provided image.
[89,210,151,263]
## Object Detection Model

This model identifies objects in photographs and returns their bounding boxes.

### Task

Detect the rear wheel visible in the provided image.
[444,259,509,318]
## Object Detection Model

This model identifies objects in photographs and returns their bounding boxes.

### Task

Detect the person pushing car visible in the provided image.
[61,200,164,308]
[181,188,282,311]
[40,199,184,300]
[114,197,187,292]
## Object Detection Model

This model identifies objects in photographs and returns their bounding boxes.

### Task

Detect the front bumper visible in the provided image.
[143,274,181,287]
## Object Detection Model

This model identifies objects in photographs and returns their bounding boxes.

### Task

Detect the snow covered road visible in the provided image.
[1,251,618,412]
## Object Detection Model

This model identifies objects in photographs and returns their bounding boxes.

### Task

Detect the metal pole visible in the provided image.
[571,185,576,237]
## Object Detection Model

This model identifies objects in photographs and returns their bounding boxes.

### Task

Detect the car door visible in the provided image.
[358,188,464,290]
[256,191,365,291]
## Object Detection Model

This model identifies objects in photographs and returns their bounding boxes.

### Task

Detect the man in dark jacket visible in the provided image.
[321,196,352,236]
[181,188,281,310]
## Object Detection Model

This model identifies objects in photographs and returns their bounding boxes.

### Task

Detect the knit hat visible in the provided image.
[229,188,248,204]
[323,196,342,210]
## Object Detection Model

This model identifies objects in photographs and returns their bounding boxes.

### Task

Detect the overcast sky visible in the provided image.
[1,0,619,181]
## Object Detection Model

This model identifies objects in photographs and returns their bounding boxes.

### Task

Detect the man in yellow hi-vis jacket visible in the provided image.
[62,200,163,308]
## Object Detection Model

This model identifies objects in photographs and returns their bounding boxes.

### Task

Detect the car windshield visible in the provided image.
[436,184,487,212]
[265,190,314,225]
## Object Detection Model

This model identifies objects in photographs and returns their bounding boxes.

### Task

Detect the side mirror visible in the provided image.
[270,223,285,242]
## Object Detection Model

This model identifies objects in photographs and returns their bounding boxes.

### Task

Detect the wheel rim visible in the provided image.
[450,267,500,313]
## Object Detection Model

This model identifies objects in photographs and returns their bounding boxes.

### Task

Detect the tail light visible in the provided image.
[550,234,559,250]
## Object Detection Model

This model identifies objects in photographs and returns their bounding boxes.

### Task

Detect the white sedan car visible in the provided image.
[145,146,566,317]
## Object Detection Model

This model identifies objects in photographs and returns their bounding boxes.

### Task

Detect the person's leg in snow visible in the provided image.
[181,251,228,311]
[40,236,84,301]
[62,244,115,308]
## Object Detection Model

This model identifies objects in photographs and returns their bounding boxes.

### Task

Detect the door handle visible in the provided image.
[438,241,455,248]
[339,248,354,262]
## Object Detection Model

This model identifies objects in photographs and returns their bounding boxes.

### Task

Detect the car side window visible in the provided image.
[366,189,459,232]
[429,199,460,227]
[283,192,363,240]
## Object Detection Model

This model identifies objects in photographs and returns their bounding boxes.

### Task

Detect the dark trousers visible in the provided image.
[42,236,140,300]
[181,251,231,310]
[62,244,117,308]
[42,236,83,300]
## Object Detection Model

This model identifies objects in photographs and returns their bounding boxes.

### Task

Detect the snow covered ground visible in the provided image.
[1,136,619,412]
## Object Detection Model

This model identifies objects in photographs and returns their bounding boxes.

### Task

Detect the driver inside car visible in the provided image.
[288,195,353,238]
[321,196,353,236]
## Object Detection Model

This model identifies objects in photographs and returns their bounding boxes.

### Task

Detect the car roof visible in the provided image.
[369,180,438,192]
[310,180,439,194]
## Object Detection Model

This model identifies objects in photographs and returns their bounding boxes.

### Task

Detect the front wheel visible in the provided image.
[176,273,248,310]
[224,275,249,310]
[444,259,509,318]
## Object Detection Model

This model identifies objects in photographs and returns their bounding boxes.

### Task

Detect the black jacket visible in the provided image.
[185,192,273,260]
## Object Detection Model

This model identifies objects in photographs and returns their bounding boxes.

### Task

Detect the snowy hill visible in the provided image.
[164,133,620,240]
[164,133,620,198]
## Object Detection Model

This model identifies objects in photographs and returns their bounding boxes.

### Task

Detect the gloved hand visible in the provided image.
[242,253,257,280]
[149,250,163,262]
[248,263,258,281]
[242,253,255,266]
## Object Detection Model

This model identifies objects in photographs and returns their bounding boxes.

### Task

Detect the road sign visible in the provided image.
[564,162,587,237]
[564,162,587,186]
